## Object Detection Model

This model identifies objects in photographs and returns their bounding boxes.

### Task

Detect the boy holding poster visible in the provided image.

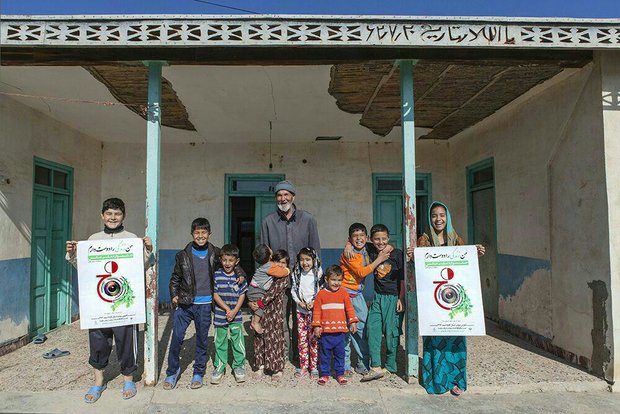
[65,197,153,403]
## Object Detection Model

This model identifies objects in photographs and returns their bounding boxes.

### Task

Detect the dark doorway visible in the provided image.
[230,197,256,276]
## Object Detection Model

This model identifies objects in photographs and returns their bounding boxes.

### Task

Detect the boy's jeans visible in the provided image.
[166,303,212,377]
[344,293,369,371]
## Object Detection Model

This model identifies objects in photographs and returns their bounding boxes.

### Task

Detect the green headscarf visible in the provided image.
[427,201,460,247]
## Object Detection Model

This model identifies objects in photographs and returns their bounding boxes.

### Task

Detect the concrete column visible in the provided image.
[400,59,419,382]
[600,51,620,384]
[144,61,163,386]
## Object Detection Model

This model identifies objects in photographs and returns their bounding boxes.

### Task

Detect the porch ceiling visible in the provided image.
[329,58,589,140]
[0,57,587,144]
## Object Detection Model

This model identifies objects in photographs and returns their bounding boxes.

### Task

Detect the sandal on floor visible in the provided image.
[450,386,464,396]
[317,376,330,385]
[336,375,348,385]
[43,348,70,359]
[84,384,106,403]
[190,374,203,389]
[294,368,309,378]
[33,334,47,344]
[122,381,137,400]
[271,371,283,382]
[163,368,181,390]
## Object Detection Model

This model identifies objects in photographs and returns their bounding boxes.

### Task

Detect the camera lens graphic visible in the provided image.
[437,284,462,309]
[99,277,126,301]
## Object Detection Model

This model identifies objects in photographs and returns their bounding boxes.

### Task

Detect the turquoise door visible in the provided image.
[375,194,403,250]
[373,173,432,250]
[30,159,73,335]
[255,196,276,246]
[467,159,498,320]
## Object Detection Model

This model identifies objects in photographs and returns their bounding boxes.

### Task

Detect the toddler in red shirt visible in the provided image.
[312,265,358,385]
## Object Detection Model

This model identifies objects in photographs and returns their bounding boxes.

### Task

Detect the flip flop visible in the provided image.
[190,374,203,389]
[122,381,137,400]
[163,368,180,390]
[43,348,70,359]
[33,334,47,344]
[84,384,106,403]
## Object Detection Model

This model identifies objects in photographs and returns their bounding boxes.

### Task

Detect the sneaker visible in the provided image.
[310,369,319,378]
[210,369,224,385]
[360,367,384,382]
[233,367,246,383]
[354,366,369,375]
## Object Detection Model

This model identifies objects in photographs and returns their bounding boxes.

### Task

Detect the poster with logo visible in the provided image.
[414,245,486,336]
[76,238,145,329]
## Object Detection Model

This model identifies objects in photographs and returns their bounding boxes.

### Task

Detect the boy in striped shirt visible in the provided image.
[212,244,248,384]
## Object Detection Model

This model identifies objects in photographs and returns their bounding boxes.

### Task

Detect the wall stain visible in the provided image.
[588,280,612,380]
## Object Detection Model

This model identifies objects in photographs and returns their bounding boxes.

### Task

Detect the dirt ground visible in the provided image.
[0,311,602,392]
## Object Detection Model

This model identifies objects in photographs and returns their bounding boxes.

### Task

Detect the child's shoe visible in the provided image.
[210,369,224,385]
[233,367,246,383]
[190,374,203,389]
[294,368,309,378]
[336,375,348,385]
[354,366,369,376]
[317,376,330,385]
[360,367,384,382]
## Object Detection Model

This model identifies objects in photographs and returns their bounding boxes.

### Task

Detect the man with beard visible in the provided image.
[260,180,321,364]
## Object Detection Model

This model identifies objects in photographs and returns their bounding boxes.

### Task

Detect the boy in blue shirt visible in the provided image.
[211,244,249,384]
[164,218,246,390]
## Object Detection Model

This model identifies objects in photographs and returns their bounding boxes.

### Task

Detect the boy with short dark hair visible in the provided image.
[247,243,290,334]
[340,223,391,375]
[65,197,153,403]
[164,218,246,390]
[312,265,358,385]
[361,224,405,382]
[211,244,248,384]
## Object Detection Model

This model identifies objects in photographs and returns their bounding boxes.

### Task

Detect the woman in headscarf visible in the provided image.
[416,201,485,396]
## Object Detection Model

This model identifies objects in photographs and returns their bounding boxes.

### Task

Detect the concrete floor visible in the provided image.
[0,312,615,413]
[0,312,604,393]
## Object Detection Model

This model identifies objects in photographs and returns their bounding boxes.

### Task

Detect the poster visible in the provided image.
[77,238,146,329]
[414,245,486,336]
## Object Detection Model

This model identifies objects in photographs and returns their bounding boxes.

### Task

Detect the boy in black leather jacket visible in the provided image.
[163,218,246,390]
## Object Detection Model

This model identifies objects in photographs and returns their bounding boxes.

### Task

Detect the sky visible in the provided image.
[1,0,619,18]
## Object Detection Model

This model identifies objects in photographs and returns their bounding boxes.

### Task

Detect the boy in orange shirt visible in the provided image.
[339,223,391,375]
[312,265,359,385]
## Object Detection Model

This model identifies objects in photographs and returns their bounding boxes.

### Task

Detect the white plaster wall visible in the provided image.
[100,138,450,250]
[449,64,607,358]
[600,51,620,381]
[0,95,103,342]
[0,95,103,257]
[448,64,609,363]
[548,63,608,365]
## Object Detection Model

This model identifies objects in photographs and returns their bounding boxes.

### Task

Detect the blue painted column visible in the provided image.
[400,60,419,382]
[144,61,163,386]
